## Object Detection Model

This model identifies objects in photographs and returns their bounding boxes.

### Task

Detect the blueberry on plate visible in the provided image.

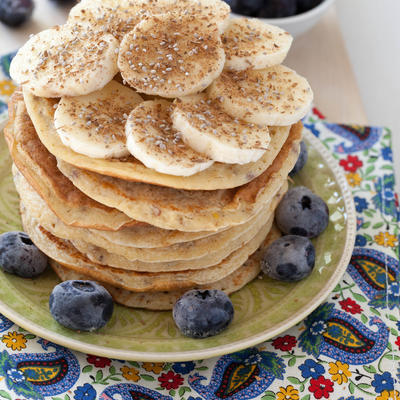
[261,235,315,281]
[173,289,234,338]
[257,0,297,18]
[0,231,48,278]
[289,140,308,176]
[0,0,34,27]
[275,186,329,238]
[49,280,114,331]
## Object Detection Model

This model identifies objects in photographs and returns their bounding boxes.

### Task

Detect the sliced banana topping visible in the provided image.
[207,65,313,126]
[222,18,293,71]
[10,24,119,98]
[118,13,225,98]
[125,100,214,176]
[172,94,270,164]
[54,81,143,159]
[146,0,231,33]
[68,0,143,41]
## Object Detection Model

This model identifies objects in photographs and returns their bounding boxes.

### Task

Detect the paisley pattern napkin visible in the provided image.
[0,53,399,400]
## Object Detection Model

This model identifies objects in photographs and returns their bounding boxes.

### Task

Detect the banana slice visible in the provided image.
[118,13,225,98]
[222,18,292,71]
[10,24,119,98]
[68,0,142,41]
[125,100,214,176]
[207,65,313,126]
[172,94,270,164]
[149,0,231,33]
[54,81,143,159]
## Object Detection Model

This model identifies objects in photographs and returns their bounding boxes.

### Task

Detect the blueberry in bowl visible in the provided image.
[227,0,335,37]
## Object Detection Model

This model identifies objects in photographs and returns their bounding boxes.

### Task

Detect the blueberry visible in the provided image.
[289,141,308,176]
[0,231,48,278]
[261,235,315,281]
[258,0,297,18]
[173,289,234,338]
[297,0,323,13]
[236,0,264,16]
[223,0,239,11]
[275,186,329,238]
[49,280,114,331]
[0,0,34,27]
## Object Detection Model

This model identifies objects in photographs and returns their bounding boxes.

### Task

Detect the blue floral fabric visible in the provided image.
[0,54,399,400]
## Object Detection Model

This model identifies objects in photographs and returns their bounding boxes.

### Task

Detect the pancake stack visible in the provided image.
[4,0,311,310]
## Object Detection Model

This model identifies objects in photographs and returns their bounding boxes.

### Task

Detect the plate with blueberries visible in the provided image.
[0,128,355,361]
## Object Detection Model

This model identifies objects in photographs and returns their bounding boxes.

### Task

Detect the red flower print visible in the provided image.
[312,107,325,119]
[339,298,363,314]
[339,155,363,173]
[158,370,184,390]
[86,355,111,368]
[309,376,334,399]
[272,335,297,351]
[396,336,400,350]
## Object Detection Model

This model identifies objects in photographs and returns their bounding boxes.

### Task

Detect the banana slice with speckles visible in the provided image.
[172,94,270,164]
[118,13,225,98]
[10,24,119,98]
[222,17,292,71]
[125,100,214,176]
[54,81,143,159]
[207,65,313,126]
[68,0,143,41]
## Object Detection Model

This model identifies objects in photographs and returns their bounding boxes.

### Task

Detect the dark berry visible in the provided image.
[275,186,329,238]
[236,0,264,16]
[173,289,234,338]
[49,280,114,331]
[261,235,315,281]
[223,0,239,11]
[0,0,34,27]
[258,0,297,18]
[297,0,323,13]
[0,231,48,278]
[289,141,308,176]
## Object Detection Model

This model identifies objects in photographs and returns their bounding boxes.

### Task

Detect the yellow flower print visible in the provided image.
[377,390,400,400]
[276,385,299,400]
[374,232,398,248]
[2,331,27,351]
[142,362,164,374]
[328,360,351,384]
[120,366,140,382]
[346,173,362,187]
[0,80,16,96]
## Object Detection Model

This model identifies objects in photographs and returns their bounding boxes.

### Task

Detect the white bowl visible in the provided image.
[232,0,335,37]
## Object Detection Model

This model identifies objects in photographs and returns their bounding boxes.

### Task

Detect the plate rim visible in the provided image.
[0,126,356,362]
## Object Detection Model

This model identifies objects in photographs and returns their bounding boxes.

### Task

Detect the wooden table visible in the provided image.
[286,7,368,125]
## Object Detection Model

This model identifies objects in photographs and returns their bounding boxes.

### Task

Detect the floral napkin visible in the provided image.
[0,53,399,400]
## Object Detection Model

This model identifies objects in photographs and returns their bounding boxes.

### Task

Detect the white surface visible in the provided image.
[336,0,400,193]
[0,0,399,191]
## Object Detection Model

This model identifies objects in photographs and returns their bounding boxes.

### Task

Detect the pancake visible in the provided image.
[5,91,136,231]
[49,225,281,310]
[21,207,274,292]
[57,121,301,231]
[17,166,287,265]
[23,88,292,190]
[13,168,229,248]
[69,186,283,270]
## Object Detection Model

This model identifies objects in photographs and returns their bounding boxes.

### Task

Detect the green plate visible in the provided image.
[0,125,356,361]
